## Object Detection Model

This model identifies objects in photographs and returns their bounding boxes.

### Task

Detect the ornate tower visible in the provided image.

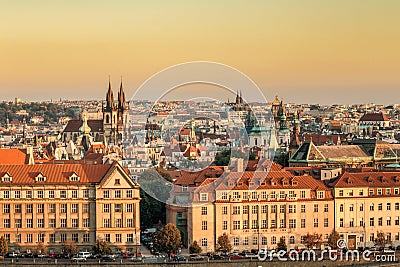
[103,78,118,145]
[277,101,290,152]
[117,77,128,145]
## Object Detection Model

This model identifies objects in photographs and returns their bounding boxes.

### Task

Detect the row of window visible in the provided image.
[216,204,329,215]
[216,190,320,201]
[338,188,400,197]
[225,218,329,230]
[102,218,136,228]
[339,217,400,228]
[2,203,90,214]
[2,233,137,244]
[339,202,400,212]
[102,203,135,213]
[0,189,134,199]
[2,218,90,228]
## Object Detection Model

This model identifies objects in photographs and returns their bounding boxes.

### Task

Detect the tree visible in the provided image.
[189,241,202,254]
[36,242,47,255]
[216,233,232,252]
[0,236,8,256]
[153,223,182,254]
[277,237,287,252]
[327,229,341,249]
[375,231,392,249]
[62,240,78,257]
[302,233,323,249]
[93,240,112,255]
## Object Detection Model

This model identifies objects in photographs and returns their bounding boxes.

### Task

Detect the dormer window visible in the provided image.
[69,172,80,182]
[1,173,12,182]
[35,173,46,182]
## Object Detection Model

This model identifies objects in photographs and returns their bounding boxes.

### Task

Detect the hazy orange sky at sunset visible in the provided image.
[1,1,399,104]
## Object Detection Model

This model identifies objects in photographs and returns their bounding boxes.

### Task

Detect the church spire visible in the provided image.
[118,76,126,111]
[106,76,114,111]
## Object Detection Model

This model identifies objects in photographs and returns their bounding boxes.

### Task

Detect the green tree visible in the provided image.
[189,241,202,254]
[216,233,232,252]
[62,240,78,257]
[302,233,323,250]
[153,223,182,254]
[93,240,112,255]
[277,237,287,252]
[327,229,340,249]
[36,241,47,255]
[375,231,391,249]
[0,236,8,256]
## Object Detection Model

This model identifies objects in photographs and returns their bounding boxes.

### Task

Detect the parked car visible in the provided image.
[6,252,20,258]
[189,254,205,261]
[101,255,116,262]
[229,254,245,259]
[78,251,92,259]
[172,255,186,261]
[71,255,87,262]
[131,255,143,262]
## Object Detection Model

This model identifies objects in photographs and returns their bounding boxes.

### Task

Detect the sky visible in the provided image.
[1,0,400,104]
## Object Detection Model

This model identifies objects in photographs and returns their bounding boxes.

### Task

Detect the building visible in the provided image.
[0,162,140,253]
[331,172,400,249]
[168,170,334,252]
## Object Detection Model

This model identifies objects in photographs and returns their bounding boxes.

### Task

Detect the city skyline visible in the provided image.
[1,1,400,104]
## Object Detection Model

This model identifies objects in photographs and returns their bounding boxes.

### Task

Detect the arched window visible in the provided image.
[201,238,208,247]
[106,114,110,124]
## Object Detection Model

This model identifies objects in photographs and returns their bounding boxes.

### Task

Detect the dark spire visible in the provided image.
[118,76,126,111]
[105,76,114,111]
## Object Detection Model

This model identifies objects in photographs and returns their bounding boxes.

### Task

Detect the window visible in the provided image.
[243,206,249,214]
[49,218,56,228]
[60,190,67,198]
[14,190,21,199]
[387,217,391,226]
[280,205,286,213]
[60,219,67,228]
[49,204,56,213]
[377,189,382,195]
[271,219,276,228]
[83,190,89,198]
[72,233,78,242]
[103,204,110,213]
[340,218,344,227]
[340,204,344,212]
[202,221,207,230]
[324,204,329,212]
[395,188,400,195]
[324,218,329,227]
[396,217,400,226]
[252,206,258,214]
[37,218,44,228]
[83,233,90,243]
[233,237,239,246]
[301,205,306,213]
[359,190,364,196]
[370,218,374,226]
[270,191,276,199]
[116,218,123,228]
[114,190,122,198]
[378,203,383,210]
[387,203,391,211]
[127,234,134,243]
[261,191,267,199]
[289,205,296,213]
[289,236,295,244]
[261,205,267,213]
[289,190,295,198]
[83,218,90,228]
[289,219,296,228]
[200,193,208,201]
[262,236,267,245]
[126,190,133,198]
[26,219,33,228]
[349,218,354,227]
[396,203,400,211]
[27,234,33,243]
[26,190,32,199]
[3,219,10,228]
[300,190,306,198]
[15,219,22,228]
[83,204,89,213]
[103,219,111,228]
[317,191,324,199]
[221,192,228,200]
[115,179,121,185]
[37,204,44,213]
[301,219,306,228]
[60,233,66,242]
[222,206,228,215]
[14,204,21,213]
[348,190,353,196]
[115,204,122,212]
[349,204,354,212]
[251,191,258,199]
[223,221,228,230]
[360,204,364,211]
[201,238,208,247]
[386,188,391,195]
[71,204,79,213]
[271,236,277,245]
[369,189,374,196]
[72,218,79,228]
[233,220,240,230]
[233,206,240,215]
[261,219,267,229]
[378,217,383,226]
[126,203,133,213]
[370,203,374,211]
[313,218,318,227]
[201,206,207,215]
[3,191,10,199]
[126,218,133,228]
[26,204,33,213]
[280,219,285,228]
[3,204,10,213]
[339,190,343,196]
[252,220,258,229]
[253,236,258,245]
[16,234,21,243]
[279,191,285,199]
[271,205,277,213]
[37,190,44,199]
[72,190,78,198]
[116,233,122,243]
[314,204,318,212]
[360,218,364,227]
[103,190,110,199]
[60,204,67,213]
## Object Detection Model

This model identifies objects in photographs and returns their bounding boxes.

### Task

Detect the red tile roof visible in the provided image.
[0,149,30,164]
[0,163,116,185]
[332,171,400,188]
[359,112,389,122]
[63,119,103,132]
[169,166,224,186]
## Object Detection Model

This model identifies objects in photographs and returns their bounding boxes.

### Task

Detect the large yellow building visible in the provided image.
[332,171,400,249]
[0,162,140,253]
[168,170,334,252]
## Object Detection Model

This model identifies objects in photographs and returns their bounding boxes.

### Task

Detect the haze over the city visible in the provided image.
[1,0,400,104]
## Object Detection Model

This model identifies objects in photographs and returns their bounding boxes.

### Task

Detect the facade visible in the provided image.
[332,172,400,249]
[168,171,334,252]
[0,162,140,253]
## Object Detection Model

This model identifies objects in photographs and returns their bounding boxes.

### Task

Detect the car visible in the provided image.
[211,254,225,260]
[172,255,186,261]
[229,254,245,259]
[71,255,87,262]
[131,256,143,262]
[6,252,20,258]
[244,252,258,259]
[101,255,116,262]
[189,254,204,261]
[78,251,92,258]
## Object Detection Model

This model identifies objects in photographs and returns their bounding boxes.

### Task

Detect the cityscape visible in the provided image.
[2,1,400,266]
